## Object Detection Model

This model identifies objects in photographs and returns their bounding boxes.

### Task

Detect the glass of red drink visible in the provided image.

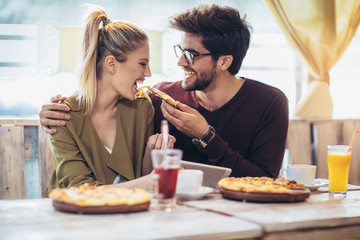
[151,149,182,211]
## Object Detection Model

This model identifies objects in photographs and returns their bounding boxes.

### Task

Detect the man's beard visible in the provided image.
[182,66,216,91]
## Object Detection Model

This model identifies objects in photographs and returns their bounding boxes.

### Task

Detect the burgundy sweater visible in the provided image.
[149,78,288,178]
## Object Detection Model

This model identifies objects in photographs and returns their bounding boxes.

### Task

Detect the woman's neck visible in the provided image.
[91,78,118,116]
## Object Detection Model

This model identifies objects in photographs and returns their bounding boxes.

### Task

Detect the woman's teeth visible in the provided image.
[135,80,144,90]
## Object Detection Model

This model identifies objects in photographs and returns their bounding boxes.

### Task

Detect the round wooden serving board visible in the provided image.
[52,200,150,214]
[220,187,311,203]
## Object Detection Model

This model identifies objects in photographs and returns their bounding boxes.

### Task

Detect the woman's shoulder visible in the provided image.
[63,93,83,112]
[52,93,86,138]
[119,92,153,111]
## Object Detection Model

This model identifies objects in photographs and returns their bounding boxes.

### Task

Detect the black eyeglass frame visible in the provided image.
[173,44,216,65]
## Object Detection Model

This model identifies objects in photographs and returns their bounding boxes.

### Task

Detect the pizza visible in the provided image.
[218,177,306,194]
[49,183,152,207]
[140,86,179,107]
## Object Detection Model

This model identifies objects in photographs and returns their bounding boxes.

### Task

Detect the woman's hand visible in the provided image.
[147,133,176,150]
[142,133,176,175]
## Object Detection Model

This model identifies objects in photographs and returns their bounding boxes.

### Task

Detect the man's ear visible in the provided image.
[218,55,233,71]
[104,55,117,74]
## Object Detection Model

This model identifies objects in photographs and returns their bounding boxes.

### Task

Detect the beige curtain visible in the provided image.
[265,0,360,117]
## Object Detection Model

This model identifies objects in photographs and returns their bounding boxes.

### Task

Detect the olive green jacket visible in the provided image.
[46,94,154,196]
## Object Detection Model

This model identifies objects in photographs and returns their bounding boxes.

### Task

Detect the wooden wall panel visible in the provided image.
[39,129,54,197]
[1,118,360,198]
[0,126,25,199]
[312,120,341,179]
[24,126,41,198]
[286,119,312,165]
[342,120,360,185]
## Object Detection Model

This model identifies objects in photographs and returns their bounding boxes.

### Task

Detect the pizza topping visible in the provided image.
[49,183,152,206]
[139,86,179,107]
[218,177,306,194]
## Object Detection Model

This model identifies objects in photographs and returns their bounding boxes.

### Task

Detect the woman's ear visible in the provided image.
[218,55,233,71]
[104,55,117,74]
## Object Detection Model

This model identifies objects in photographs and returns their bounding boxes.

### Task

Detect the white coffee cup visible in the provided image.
[280,164,317,186]
[176,169,203,193]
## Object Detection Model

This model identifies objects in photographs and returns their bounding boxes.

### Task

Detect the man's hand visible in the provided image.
[161,100,209,139]
[39,94,71,134]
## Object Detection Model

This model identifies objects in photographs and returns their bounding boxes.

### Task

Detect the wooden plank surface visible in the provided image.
[286,119,312,165]
[0,119,39,126]
[2,190,360,240]
[38,129,54,197]
[0,126,25,199]
[312,120,340,179]
[342,120,360,185]
[263,225,360,240]
[24,126,41,198]
[183,190,360,234]
[0,198,262,240]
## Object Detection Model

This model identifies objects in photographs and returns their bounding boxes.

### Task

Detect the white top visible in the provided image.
[104,145,123,184]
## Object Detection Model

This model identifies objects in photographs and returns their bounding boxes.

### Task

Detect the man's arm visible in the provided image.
[39,94,71,134]
[160,99,288,178]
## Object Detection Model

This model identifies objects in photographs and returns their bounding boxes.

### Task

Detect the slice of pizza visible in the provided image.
[140,86,179,108]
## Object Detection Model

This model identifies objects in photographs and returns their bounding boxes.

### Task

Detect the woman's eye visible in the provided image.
[140,63,146,66]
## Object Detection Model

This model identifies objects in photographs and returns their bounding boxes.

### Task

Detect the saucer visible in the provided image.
[306,179,328,191]
[176,187,213,201]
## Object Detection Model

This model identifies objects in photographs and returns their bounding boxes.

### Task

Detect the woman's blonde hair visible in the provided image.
[76,4,148,114]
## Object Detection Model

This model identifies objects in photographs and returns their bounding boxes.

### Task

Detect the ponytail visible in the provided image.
[76,4,148,114]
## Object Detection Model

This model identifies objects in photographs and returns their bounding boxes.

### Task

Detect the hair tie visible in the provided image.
[103,19,111,27]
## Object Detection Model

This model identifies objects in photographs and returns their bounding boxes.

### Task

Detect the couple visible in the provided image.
[41,4,289,195]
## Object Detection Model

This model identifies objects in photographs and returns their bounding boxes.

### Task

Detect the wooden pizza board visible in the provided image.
[220,187,311,203]
[52,200,150,214]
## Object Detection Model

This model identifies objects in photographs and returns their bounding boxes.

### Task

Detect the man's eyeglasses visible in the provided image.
[173,44,216,65]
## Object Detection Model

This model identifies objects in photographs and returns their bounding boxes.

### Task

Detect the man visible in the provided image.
[40,4,288,178]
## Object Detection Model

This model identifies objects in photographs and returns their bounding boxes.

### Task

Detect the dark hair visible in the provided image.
[169,4,252,75]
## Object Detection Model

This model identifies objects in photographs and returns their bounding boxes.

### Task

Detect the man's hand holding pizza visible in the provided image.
[160,100,210,140]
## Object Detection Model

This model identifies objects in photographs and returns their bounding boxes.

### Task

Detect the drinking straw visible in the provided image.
[347,129,360,154]
[161,120,169,150]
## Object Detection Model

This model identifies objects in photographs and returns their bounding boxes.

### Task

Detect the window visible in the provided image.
[0,0,359,118]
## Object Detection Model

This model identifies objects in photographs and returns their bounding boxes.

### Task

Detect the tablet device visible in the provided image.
[180,160,232,188]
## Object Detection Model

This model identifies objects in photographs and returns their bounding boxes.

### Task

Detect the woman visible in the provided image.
[45,5,173,196]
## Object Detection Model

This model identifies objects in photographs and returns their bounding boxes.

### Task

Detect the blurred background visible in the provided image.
[0,0,359,119]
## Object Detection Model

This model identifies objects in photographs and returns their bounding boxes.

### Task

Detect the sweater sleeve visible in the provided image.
[203,94,289,178]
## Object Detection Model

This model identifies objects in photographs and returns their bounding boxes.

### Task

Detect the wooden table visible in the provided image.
[1,185,360,240]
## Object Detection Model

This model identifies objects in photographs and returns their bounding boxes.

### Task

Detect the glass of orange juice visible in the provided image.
[327,145,351,198]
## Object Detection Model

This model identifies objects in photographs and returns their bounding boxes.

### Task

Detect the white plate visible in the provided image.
[176,187,213,201]
[306,179,328,191]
